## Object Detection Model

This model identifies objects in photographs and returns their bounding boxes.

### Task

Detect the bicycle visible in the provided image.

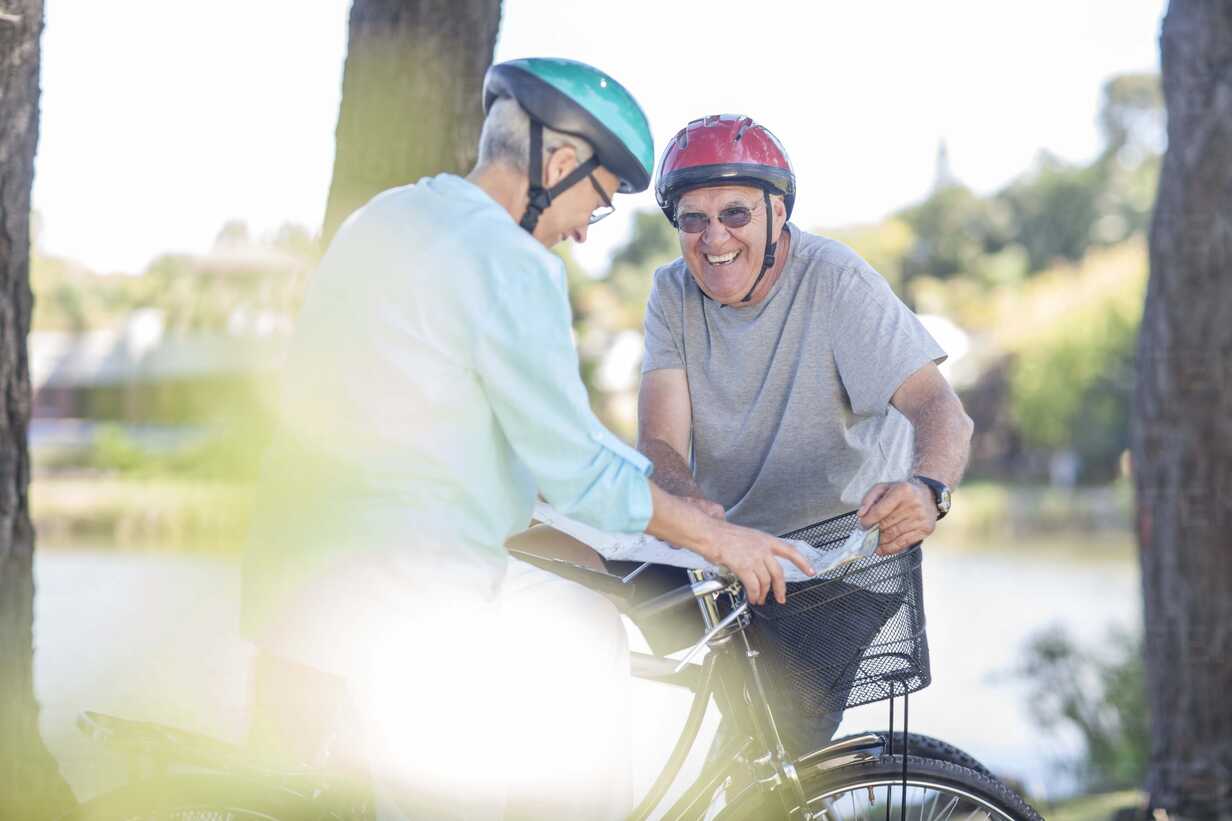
[69,511,1043,820]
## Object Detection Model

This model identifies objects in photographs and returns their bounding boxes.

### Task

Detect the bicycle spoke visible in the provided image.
[933,794,959,821]
[811,782,1012,821]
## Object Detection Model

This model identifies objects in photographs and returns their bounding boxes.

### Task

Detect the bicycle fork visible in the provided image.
[736,628,816,821]
[686,570,815,821]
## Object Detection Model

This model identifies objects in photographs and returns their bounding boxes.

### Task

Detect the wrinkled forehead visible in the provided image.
[675,184,763,213]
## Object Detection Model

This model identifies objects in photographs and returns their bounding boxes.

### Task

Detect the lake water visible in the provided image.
[34,541,1139,809]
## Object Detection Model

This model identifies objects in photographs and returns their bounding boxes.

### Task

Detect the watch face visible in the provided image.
[938,487,952,513]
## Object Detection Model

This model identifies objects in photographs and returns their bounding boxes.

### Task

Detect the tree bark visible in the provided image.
[0,0,76,815]
[321,0,502,245]
[1133,2,1232,817]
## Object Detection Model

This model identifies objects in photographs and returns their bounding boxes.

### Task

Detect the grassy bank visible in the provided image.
[31,473,253,552]
[30,473,1135,554]
[1043,789,1145,820]
[937,479,1133,554]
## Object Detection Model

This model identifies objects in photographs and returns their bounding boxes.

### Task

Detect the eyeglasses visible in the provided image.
[587,173,615,224]
[676,203,759,234]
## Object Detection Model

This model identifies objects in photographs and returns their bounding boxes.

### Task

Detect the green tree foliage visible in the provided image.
[1099,73,1164,159]
[880,72,1162,295]
[900,184,1011,284]
[996,243,1146,481]
[816,72,1163,483]
[608,209,677,272]
[143,222,316,334]
[827,218,914,292]
[1017,626,1148,791]
[997,154,1105,272]
[1008,306,1137,479]
[30,220,318,334]
[560,212,682,438]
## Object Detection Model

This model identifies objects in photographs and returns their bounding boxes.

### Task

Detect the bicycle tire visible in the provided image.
[825,730,993,778]
[66,773,328,821]
[718,755,1043,821]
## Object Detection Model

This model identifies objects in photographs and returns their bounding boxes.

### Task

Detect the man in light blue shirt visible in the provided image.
[243,59,812,819]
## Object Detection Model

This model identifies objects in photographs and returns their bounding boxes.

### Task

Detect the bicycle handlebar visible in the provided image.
[630,577,731,621]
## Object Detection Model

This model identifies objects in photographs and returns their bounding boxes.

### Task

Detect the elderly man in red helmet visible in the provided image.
[632,114,974,754]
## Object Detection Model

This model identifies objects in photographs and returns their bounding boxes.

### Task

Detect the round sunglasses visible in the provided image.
[676,203,760,234]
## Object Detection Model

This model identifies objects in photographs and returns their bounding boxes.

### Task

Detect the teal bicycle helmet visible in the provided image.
[483,57,653,233]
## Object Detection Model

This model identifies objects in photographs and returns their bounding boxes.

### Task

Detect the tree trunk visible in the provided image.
[0,0,76,815]
[1133,2,1232,817]
[321,0,502,244]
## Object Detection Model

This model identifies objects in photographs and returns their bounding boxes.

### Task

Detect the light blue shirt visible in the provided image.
[243,174,652,626]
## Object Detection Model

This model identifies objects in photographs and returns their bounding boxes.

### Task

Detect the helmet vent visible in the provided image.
[734,117,754,141]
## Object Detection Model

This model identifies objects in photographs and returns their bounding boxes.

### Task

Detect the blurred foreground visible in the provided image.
[36,531,1137,811]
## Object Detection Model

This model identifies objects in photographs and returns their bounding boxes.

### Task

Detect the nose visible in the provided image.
[572,223,589,244]
[700,218,731,248]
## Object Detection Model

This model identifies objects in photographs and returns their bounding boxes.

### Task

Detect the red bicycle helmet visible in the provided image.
[655,114,796,225]
[655,115,796,302]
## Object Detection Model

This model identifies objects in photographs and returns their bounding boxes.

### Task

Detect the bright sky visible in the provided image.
[33,0,1164,275]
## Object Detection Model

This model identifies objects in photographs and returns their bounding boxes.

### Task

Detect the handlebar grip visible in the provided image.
[632,578,727,620]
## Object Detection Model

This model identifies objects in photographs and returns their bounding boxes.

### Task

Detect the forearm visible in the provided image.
[908,394,974,487]
[639,438,706,499]
[644,482,718,559]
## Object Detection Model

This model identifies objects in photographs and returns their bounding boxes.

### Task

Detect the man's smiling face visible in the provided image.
[675,184,782,304]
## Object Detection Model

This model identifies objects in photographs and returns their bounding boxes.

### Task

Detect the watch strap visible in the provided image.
[912,474,950,519]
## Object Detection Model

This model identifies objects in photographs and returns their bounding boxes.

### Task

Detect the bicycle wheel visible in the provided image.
[719,756,1042,821]
[824,731,993,778]
[67,774,329,821]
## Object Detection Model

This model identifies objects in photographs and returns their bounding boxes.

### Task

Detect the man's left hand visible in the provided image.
[857,480,937,555]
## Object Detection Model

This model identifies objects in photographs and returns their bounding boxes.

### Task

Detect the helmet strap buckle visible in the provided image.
[739,189,778,303]
[519,119,603,235]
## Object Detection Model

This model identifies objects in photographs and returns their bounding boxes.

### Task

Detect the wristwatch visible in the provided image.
[912,475,952,519]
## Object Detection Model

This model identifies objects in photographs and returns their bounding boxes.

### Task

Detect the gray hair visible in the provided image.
[476,96,595,176]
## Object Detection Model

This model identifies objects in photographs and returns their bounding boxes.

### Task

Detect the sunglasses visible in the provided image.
[587,173,615,225]
[676,203,759,234]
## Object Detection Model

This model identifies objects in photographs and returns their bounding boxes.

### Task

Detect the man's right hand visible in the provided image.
[645,483,813,606]
[704,520,814,606]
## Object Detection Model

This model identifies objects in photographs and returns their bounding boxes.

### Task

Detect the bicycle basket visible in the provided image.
[749,511,930,716]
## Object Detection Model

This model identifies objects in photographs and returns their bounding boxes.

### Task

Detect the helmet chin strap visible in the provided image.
[518,119,601,234]
[736,189,778,303]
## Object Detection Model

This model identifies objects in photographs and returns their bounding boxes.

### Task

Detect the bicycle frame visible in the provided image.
[612,565,886,821]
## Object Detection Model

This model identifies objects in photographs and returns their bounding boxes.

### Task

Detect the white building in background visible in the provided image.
[28,310,289,453]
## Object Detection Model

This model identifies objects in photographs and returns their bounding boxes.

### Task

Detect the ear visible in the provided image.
[543,145,578,188]
[771,195,789,239]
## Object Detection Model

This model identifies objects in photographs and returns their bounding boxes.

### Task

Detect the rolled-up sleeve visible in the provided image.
[472,251,653,534]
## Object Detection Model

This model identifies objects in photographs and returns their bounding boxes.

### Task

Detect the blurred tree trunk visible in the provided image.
[0,1,76,816]
[1132,2,1232,817]
[321,0,502,244]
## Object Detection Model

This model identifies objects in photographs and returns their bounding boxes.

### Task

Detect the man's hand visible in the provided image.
[857,480,937,556]
[704,521,814,606]
[645,483,809,605]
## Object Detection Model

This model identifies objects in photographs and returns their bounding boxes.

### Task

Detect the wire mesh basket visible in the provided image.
[749,511,930,716]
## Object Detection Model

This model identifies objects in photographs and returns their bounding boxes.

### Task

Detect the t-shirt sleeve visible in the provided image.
[829,263,947,417]
[471,248,653,534]
[641,268,685,373]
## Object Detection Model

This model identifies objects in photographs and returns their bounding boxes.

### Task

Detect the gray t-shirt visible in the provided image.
[641,224,946,535]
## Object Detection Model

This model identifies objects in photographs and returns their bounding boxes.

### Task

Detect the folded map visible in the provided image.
[531,502,879,583]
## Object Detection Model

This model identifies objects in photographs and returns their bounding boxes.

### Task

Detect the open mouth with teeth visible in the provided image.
[705,250,742,266]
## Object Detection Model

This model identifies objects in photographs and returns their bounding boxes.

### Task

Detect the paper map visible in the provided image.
[531,502,879,583]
